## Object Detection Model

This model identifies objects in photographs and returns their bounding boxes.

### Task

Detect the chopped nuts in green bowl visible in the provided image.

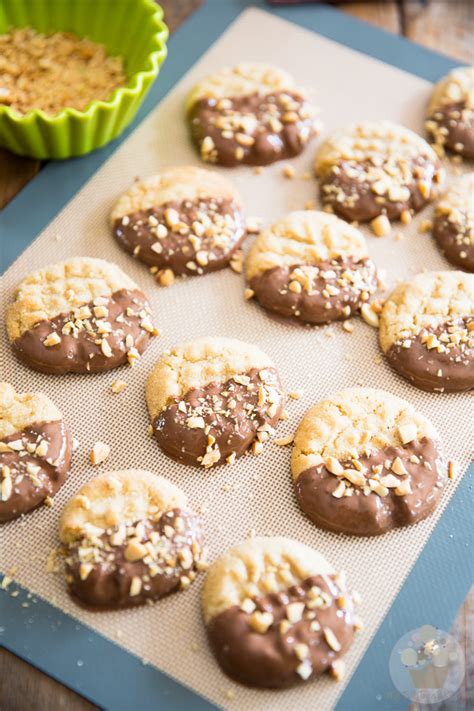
[0,0,168,158]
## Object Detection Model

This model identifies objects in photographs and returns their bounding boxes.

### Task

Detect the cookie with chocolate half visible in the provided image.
[6,258,158,374]
[432,174,474,272]
[426,66,474,160]
[203,537,359,688]
[59,470,206,609]
[292,388,446,537]
[0,383,72,522]
[111,166,246,283]
[380,271,473,392]
[146,337,285,467]
[245,210,378,324]
[315,120,444,224]
[186,62,321,167]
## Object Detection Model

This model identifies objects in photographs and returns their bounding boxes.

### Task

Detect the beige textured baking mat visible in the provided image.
[1,8,472,710]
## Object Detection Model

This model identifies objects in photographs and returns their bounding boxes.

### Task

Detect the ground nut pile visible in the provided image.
[0,28,126,115]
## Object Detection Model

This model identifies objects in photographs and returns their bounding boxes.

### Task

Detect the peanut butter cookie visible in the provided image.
[379,271,473,392]
[315,120,444,224]
[59,469,206,609]
[245,210,378,324]
[292,388,446,536]
[187,62,321,167]
[426,66,474,159]
[112,166,246,283]
[202,536,358,687]
[6,258,158,374]
[146,337,285,467]
[0,382,72,521]
[432,174,474,271]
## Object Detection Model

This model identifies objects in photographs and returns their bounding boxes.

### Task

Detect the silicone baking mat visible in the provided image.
[1,2,472,710]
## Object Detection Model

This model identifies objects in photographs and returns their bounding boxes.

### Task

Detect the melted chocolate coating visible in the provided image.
[0,420,71,522]
[64,508,203,610]
[152,368,284,467]
[13,289,155,374]
[433,213,474,272]
[113,197,245,276]
[320,157,438,223]
[249,257,377,324]
[189,90,317,167]
[207,574,354,688]
[427,102,474,159]
[386,318,474,393]
[295,439,445,537]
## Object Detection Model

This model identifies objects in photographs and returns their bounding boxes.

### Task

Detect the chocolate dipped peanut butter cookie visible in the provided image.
[426,66,474,160]
[112,166,246,284]
[146,337,285,468]
[292,388,446,536]
[202,537,359,688]
[245,210,378,324]
[0,382,72,522]
[187,62,321,167]
[379,271,473,392]
[6,258,158,374]
[59,469,206,609]
[315,120,444,225]
[432,174,474,272]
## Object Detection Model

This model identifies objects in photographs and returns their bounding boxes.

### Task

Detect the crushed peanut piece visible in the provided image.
[157,268,175,287]
[394,479,412,496]
[246,216,262,233]
[419,219,433,234]
[46,549,59,573]
[226,452,237,465]
[360,303,379,328]
[370,214,391,237]
[323,627,342,652]
[240,598,256,614]
[286,601,305,623]
[296,659,313,681]
[43,332,61,347]
[329,659,345,681]
[111,379,127,394]
[448,460,458,480]
[274,434,294,446]
[332,480,346,498]
[294,643,309,661]
[326,456,344,475]
[230,250,243,274]
[391,456,408,476]
[249,610,273,633]
[129,576,142,597]
[397,423,417,444]
[89,441,110,466]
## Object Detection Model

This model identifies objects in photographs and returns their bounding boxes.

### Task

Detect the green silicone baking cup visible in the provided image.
[0,0,168,159]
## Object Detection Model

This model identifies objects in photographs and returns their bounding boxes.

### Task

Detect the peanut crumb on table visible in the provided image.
[89,441,111,465]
